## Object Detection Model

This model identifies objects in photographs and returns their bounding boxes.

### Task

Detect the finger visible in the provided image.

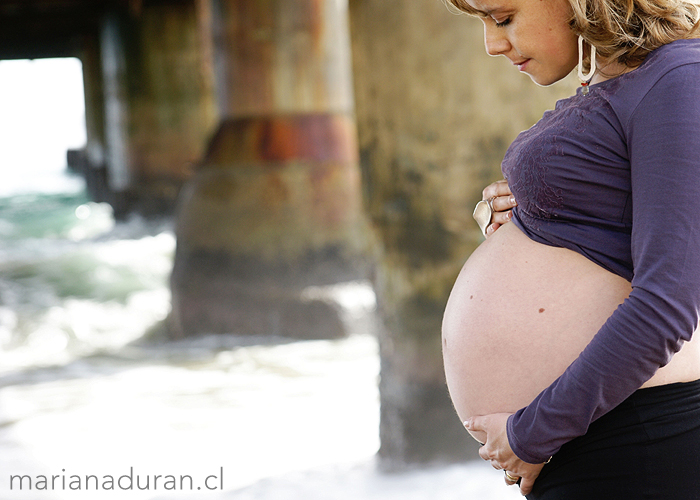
[478,445,490,461]
[465,416,485,433]
[492,195,517,212]
[491,210,512,226]
[482,179,511,200]
[504,471,519,486]
[485,223,500,237]
[520,475,536,496]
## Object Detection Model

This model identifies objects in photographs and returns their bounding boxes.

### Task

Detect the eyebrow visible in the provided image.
[474,6,506,17]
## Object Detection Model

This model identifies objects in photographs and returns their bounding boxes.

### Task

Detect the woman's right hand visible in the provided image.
[481,180,517,237]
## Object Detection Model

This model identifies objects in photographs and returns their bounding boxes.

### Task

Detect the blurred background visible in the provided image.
[0,1,575,498]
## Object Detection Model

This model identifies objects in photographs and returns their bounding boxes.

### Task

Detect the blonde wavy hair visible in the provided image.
[446,0,700,68]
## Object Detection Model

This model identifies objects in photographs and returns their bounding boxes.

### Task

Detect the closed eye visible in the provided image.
[495,17,511,27]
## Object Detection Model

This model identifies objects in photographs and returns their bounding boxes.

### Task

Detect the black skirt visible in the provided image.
[527,379,700,500]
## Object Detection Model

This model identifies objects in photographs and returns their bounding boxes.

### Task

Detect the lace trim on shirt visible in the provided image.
[502,90,611,230]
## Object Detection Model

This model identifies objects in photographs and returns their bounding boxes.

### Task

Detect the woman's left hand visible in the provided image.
[481,180,517,237]
[464,413,546,496]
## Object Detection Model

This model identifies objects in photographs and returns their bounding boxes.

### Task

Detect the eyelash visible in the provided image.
[495,18,511,27]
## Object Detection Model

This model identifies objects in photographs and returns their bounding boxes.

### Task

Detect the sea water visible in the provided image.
[0,177,518,500]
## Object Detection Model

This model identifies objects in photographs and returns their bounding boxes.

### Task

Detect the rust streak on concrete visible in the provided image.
[203,114,358,166]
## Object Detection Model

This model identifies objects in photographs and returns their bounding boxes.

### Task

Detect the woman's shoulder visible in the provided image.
[645,39,700,72]
[604,39,700,122]
[622,39,700,86]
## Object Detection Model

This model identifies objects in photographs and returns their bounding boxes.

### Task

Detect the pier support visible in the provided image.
[74,33,110,203]
[98,1,216,216]
[170,0,372,338]
[349,0,575,465]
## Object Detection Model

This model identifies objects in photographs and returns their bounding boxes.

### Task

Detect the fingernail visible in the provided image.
[463,419,472,429]
[510,196,516,205]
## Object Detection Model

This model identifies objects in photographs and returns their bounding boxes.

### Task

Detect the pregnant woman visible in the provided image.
[441,0,700,497]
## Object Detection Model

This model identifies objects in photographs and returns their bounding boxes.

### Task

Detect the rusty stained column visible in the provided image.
[170,0,372,338]
[349,0,576,465]
[99,1,217,217]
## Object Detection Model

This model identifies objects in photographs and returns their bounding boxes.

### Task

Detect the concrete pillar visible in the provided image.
[170,0,372,339]
[348,0,575,465]
[99,1,217,217]
[74,33,110,203]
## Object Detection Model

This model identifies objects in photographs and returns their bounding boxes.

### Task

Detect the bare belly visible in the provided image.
[442,223,700,440]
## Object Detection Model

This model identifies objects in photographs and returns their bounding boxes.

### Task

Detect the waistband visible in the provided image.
[624,378,700,408]
[589,378,700,441]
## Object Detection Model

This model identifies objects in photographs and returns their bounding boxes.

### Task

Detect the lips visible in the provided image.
[513,59,531,71]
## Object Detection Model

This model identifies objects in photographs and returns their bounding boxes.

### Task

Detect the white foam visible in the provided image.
[0,334,520,500]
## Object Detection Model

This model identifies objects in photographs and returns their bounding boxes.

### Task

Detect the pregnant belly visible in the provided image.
[442,223,632,433]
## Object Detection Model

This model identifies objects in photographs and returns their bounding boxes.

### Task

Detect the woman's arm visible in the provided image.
[507,64,700,463]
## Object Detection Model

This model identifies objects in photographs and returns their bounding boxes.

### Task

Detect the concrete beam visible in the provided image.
[0,0,122,59]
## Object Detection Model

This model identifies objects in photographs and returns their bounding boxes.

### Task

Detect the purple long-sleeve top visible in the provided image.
[501,39,700,464]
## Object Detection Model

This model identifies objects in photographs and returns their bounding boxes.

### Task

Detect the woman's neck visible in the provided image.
[590,60,635,85]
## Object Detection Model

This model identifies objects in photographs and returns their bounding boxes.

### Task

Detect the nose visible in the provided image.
[483,24,511,56]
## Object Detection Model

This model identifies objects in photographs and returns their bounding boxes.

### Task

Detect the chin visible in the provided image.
[528,74,563,87]
[528,66,576,87]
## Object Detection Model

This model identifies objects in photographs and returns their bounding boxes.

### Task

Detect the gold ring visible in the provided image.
[505,471,519,482]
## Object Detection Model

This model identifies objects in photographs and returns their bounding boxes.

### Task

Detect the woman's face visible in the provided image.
[466,0,579,86]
